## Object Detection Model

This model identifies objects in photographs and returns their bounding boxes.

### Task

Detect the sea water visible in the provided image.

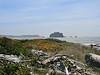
[57,37,100,50]
[58,37,100,44]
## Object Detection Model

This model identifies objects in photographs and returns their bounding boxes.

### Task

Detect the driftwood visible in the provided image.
[85,53,100,67]
[42,54,89,75]
[42,54,67,65]
[0,54,21,63]
[30,50,95,75]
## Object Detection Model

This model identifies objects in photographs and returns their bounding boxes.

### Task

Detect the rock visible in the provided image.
[50,32,64,37]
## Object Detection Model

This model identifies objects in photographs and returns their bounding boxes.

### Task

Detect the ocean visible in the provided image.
[57,37,100,50]
[58,37,100,44]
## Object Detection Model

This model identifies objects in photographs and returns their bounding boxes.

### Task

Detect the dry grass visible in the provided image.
[21,39,100,63]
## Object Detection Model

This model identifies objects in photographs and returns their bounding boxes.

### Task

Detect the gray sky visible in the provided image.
[0,0,100,36]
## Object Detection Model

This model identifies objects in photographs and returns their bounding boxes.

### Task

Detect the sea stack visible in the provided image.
[50,32,64,37]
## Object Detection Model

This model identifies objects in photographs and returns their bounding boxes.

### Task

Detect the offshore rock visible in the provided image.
[50,32,64,37]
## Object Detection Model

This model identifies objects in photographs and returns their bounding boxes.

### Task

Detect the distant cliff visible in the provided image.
[50,32,64,37]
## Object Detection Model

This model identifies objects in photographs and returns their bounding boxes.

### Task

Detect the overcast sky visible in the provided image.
[0,0,100,36]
